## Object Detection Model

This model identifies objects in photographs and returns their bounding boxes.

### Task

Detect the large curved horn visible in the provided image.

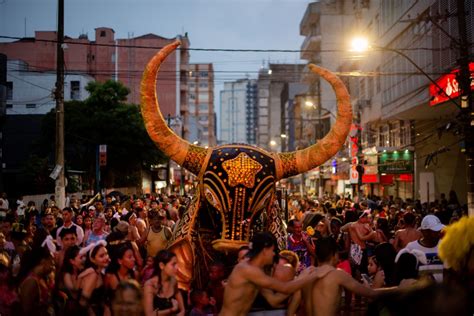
[141,40,208,175]
[275,64,352,180]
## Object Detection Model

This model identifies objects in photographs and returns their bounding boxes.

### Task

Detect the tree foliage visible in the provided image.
[34,80,167,191]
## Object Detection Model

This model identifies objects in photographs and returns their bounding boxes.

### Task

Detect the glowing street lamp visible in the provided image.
[350,37,370,52]
[305,100,314,108]
[349,36,460,110]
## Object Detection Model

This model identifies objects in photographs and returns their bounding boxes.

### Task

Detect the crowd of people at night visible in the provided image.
[0,190,472,316]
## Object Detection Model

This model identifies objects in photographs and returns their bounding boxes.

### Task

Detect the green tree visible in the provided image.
[33,80,167,192]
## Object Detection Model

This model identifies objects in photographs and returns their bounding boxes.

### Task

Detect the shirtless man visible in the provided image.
[219,232,333,316]
[392,212,422,251]
[304,237,392,316]
[342,210,376,275]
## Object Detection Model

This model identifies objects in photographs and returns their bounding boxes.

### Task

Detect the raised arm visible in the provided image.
[244,265,333,294]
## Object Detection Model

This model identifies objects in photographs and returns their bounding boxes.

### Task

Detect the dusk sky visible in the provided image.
[0,0,310,83]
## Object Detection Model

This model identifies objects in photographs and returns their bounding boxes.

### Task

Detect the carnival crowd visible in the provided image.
[0,190,472,315]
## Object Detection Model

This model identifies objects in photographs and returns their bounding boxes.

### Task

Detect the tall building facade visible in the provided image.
[219,79,257,145]
[256,64,305,151]
[299,1,359,197]
[188,63,216,146]
[351,0,473,203]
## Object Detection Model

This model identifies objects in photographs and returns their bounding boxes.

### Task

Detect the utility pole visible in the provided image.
[166,114,171,194]
[456,0,474,216]
[0,54,6,193]
[54,0,66,209]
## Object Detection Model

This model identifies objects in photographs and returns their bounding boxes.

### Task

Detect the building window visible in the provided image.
[70,81,81,100]
[379,125,389,146]
[389,122,399,147]
[100,30,106,37]
[6,104,12,108]
[400,121,410,146]
[199,82,208,88]
[26,104,36,109]
[198,92,209,102]
[199,71,208,77]
[6,82,13,100]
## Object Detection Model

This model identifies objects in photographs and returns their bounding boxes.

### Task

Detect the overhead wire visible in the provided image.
[0,35,462,53]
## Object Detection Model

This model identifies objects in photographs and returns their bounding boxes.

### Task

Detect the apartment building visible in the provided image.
[219,79,257,145]
[352,0,472,202]
[299,0,357,197]
[188,63,216,146]
[0,28,190,126]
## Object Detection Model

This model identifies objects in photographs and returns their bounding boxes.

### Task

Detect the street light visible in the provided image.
[350,35,473,215]
[350,37,370,53]
[349,37,461,109]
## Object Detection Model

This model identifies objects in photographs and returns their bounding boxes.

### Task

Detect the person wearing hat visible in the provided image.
[401,214,445,282]
[140,209,171,258]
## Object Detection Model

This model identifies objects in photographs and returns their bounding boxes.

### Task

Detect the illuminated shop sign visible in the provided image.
[379,151,413,174]
[429,62,474,106]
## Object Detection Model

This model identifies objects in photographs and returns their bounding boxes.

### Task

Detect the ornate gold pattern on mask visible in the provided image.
[183,145,209,175]
[222,152,263,188]
[278,152,298,178]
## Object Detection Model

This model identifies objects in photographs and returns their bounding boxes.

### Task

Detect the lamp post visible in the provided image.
[351,23,473,215]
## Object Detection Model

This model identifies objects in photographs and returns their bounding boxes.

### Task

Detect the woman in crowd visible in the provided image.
[143,250,185,316]
[122,211,141,242]
[57,245,85,314]
[77,240,110,315]
[374,217,391,243]
[373,242,397,287]
[105,242,139,292]
[84,214,107,247]
[18,246,56,315]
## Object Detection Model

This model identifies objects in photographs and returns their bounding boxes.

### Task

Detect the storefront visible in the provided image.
[360,148,414,199]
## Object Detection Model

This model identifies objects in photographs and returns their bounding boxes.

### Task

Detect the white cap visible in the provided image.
[420,215,445,231]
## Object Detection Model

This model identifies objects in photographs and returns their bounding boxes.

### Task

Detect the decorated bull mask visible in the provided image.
[141,41,352,289]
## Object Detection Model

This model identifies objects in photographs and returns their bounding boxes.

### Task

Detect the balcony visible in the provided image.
[300,30,322,61]
[300,2,321,36]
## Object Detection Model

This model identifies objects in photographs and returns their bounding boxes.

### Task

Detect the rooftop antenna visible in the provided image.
[24,17,26,37]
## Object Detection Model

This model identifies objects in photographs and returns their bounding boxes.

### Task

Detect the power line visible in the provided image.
[0,35,463,53]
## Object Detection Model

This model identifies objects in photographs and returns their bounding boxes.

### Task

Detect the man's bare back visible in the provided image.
[304,266,377,316]
[393,228,422,251]
[219,261,331,316]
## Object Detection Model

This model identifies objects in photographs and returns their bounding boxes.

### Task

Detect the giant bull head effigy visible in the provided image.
[141,41,352,290]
